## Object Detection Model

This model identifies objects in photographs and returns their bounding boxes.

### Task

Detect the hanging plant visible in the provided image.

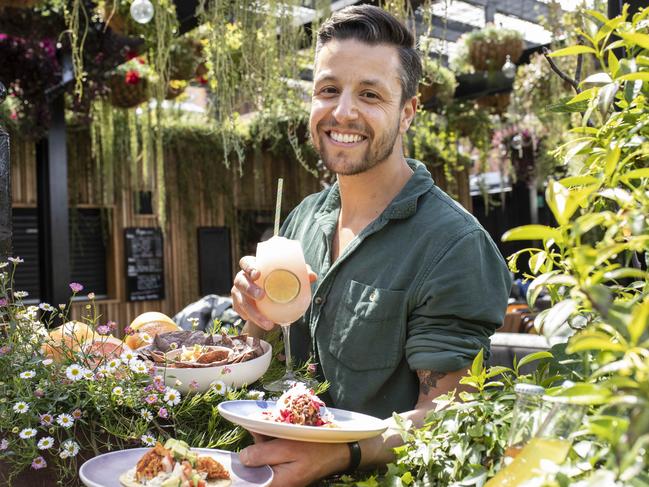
[107,55,155,108]
[168,36,202,81]
[476,91,511,115]
[419,57,457,108]
[455,24,524,73]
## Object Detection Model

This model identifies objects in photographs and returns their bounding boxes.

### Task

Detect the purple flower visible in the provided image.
[307,363,317,375]
[158,408,168,419]
[0,298,7,307]
[107,321,117,331]
[0,345,10,356]
[189,380,199,390]
[96,325,110,335]
[34,388,45,398]
[0,439,8,450]
[31,456,47,470]
[69,282,83,293]
[144,394,158,405]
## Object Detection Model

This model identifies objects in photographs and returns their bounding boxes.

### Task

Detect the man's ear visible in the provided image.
[399,96,418,133]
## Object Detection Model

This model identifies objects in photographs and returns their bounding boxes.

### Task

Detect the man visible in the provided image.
[231,5,511,486]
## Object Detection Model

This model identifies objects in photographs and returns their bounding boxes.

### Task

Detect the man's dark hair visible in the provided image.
[315,4,422,105]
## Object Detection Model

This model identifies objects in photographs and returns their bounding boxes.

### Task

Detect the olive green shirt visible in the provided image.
[281,160,511,418]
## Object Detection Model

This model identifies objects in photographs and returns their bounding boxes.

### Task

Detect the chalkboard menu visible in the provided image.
[124,227,165,301]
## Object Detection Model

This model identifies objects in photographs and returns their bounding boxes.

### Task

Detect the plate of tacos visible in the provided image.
[79,439,272,487]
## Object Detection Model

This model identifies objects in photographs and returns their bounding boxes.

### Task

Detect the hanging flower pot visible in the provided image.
[168,38,202,81]
[107,56,154,109]
[462,25,524,73]
[165,79,187,100]
[476,92,511,115]
[418,59,457,108]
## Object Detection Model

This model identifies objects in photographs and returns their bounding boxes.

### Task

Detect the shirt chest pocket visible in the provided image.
[328,280,406,371]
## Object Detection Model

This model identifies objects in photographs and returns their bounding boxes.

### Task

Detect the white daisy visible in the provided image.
[83,369,94,380]
[19,428,37,439]
[129,359,148,374]
[13,401,30,414]
[106,358,121,371]
[246,390,265,400]
[211,380,228,396]
[140,434,156,447]
[140,409,153,422]
[59,451,69,459]
[140,332,154,344]
[120,351,137,362]
[163,387,181,406]
[20,370,36,379]
[112,386,124,396]
[56,414,74,429]
[14,291,28,299]
[61,439,80,457]
[65,364,84,382]
[37,436,55,450]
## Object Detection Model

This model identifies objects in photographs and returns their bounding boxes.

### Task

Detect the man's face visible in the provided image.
[309,39,416,176]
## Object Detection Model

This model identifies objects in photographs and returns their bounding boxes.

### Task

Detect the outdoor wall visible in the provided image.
[9,131,320,334]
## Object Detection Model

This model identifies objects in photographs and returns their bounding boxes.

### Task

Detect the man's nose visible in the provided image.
[332,91,358,122]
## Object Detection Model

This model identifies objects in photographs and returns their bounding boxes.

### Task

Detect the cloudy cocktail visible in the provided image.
[256,236,312,392]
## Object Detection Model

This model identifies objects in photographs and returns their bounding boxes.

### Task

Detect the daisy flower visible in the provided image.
[121,350,137,362]
[20,370,36,379]
[8,256,24,263]
[72,409,83,420]
[112,386,124,397]
[13,401,29,414]
[42,358,53,366]
[140,409,153,422]
[83,369,94,380]
[129,359,148,374]
[57,413,74,429]
[61,439,80,457]
[163,388,181,406]
[211,380,228,396]
[158,407,168,419]
[65,364,84,382]
[14,291,28,299]
[144,394,158,405]
[31,456,47,470]
[106,358,121,371]
[140,433,156,447]
[39,302,55,312]
[19,428,37,439]
[69,282,83,293]
[37,436,55,450]
[140,332,154,344]
[247,390,265,400]
[39,413,54,426]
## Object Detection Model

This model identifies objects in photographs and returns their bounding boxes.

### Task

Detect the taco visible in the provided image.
[119,439,231,487]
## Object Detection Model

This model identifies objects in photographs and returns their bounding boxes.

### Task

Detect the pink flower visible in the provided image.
[0,439,8,450]
[31,456,47,470]
[39,413,54,426]
[158,408,168,419]
[124,326,135,336]
[34,388,45,398]
[189,380,199,390]
[144,394,158,405]
[107,321,117,331]
[0,298,7,307]
[72,409,82,420]
[69,282,83,293]
[87,292,95,300]
[96,325,110,335]
[307,363,317,375]
[0,345,10,356]
[221,366,232,375]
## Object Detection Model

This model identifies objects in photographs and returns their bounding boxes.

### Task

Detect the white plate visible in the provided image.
[218,400,387,443]
[79,447,273,487]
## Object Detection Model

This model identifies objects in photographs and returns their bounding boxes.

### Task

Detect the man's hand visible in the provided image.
[231,255,318,332]
[239,438,350,487]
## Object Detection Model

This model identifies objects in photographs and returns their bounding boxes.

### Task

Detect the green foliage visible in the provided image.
[501,5,649,484]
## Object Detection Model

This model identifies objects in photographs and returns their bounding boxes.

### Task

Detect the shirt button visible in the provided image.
[314,296,324,305]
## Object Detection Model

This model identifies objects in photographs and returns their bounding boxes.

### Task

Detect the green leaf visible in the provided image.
[501,225,562,242]
[619,32,649,50]
[401,471,414,485]
[584,9,609,24]
[566,87,597,105]
[485,366,511,379]
[547,383,612,405]
[617,72,649,82]
[546,180,598,225]
[581,72,613,85]
[559,175,601,186]
[628,299,649,346]
[540,300,577,337]
[620,168,649,181]
[608,50,620,77]
[529,250,547,274]
[548,45,598,57]
[567,331,627,353]
[604,144,621,179]
[603,268,648,282]
[471,348,484,377]
[517,351,553,368]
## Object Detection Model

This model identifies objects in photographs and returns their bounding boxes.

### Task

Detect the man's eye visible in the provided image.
[362,92,379,99]
[318,87,338,95]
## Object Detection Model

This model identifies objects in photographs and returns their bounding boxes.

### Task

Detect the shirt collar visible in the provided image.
[315,159,434,221]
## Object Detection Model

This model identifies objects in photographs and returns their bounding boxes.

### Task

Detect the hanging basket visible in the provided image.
[468,38,524,72]
[476,92,511,115]
[108,75,149,109]
[169,38,202,81]
[165,80,187,100]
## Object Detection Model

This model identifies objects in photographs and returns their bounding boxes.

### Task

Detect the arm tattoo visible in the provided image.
[417,370,448,396]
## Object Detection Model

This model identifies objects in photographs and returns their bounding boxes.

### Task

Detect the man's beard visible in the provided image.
[312,118,400,176]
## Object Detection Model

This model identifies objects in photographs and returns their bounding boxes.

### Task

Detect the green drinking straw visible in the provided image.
[274,178,283,237]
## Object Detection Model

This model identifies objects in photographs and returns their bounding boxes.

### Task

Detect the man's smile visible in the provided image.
[324,130,368,147]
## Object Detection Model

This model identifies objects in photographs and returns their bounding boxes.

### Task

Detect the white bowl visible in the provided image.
[155,338,272,393]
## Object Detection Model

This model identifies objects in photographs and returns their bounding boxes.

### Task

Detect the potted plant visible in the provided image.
[418,57,457,108]
[462,24,524,73]
[107,55,156,109]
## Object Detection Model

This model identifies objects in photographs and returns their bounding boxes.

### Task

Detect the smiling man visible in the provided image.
[231,5,511,486]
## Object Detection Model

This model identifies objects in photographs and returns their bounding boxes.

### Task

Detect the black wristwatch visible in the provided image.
[346,441,362,473]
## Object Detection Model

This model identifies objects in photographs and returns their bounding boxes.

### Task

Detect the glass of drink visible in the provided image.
[255,236,312,392]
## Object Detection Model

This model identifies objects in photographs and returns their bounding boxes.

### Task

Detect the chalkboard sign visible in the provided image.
[124,227,165,301]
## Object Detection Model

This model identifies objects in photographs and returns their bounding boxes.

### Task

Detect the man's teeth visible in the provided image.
[330,131,364,143]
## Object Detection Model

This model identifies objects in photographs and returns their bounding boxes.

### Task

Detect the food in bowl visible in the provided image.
[261,383,334,427]
[119,438,231,487]
[125,312,181,350]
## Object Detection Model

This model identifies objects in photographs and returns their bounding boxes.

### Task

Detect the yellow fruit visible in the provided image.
[125,312,179,350]
[43,321,95,362]
[264,269,300,304]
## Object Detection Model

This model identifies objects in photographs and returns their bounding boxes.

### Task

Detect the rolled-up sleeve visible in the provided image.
[405,228,512,372]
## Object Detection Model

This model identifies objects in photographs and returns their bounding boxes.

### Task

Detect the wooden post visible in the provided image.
[0,81,11,262]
